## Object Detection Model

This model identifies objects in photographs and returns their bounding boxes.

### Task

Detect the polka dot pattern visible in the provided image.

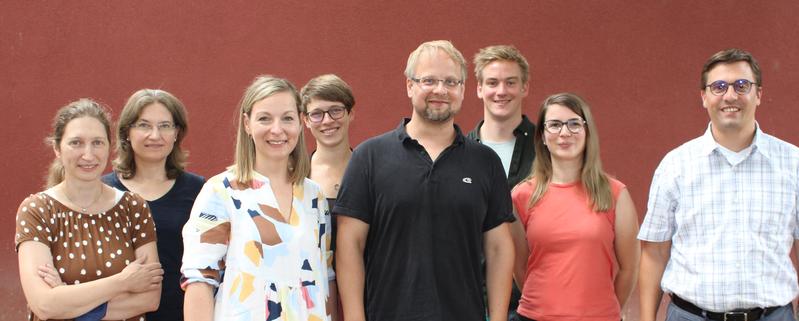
[15,191,156,321]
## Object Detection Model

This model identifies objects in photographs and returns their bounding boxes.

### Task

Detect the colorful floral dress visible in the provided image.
[181,169,334,321]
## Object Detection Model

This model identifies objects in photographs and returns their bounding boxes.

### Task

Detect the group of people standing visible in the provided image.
[13,39,799,321]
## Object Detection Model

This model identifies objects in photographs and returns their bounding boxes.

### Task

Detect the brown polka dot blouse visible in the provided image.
[15,190,156,321]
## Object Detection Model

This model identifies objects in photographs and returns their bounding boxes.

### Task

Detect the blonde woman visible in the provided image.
[511,93,639,321]
[182,76,337,321]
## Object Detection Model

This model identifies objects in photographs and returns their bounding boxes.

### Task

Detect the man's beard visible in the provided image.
[422,103,456,122]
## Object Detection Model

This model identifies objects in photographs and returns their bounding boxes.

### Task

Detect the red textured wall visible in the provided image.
[3,2,799,319]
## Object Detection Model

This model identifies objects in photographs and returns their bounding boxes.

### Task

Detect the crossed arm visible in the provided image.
[19,241,162,320]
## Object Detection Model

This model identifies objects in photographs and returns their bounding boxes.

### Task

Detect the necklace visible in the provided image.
[63,186,103,213]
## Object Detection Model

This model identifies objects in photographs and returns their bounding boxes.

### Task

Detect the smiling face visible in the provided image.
[127,102,177,165]
[543,103,586,164]
[304,98,353,148]
[55,116,110,183]
[701,61,761,137]
[244,91,302,165]
[477,60,528,121]
[406,49,465,123]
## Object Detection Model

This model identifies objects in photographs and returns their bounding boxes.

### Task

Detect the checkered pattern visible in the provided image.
[639,124,799,312]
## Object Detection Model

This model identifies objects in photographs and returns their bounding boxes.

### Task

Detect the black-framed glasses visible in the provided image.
[705,79,758,96]
[543,118,586,134]
[131,121,177,134]
[410,77,463,89]
[306,105,347,123]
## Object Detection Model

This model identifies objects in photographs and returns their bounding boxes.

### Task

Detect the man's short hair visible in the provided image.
[701,48,762,89]
[473,45,530,85]
[300,74,355,113]
[404,40,467,82]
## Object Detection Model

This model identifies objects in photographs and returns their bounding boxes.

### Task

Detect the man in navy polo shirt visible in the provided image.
[335,40,516,321]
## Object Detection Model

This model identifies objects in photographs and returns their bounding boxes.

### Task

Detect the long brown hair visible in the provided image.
[45,99,112,188]
[525,93,613,212]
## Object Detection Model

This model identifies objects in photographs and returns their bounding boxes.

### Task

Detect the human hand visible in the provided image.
[37,263,64,288]
[116,255,164,293]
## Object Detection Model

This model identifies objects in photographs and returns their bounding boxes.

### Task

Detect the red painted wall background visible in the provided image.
[3,1,799,319]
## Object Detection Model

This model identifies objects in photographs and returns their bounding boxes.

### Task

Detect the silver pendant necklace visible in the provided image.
[63,186,103,213]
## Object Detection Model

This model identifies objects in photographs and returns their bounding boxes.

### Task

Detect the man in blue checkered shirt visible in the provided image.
[638,48,799,321]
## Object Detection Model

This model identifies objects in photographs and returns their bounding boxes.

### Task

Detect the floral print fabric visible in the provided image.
[181,169,334,321]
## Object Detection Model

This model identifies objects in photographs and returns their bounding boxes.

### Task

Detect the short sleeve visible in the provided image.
[607,178,628,224]
[638,157,679,242]
[793,184,799,240]
[126,193,157,248]
[795,171,799,240]
[15,194,52,251]
[181,177,231,289]
[333,144,373,223]
[482,152,515,232]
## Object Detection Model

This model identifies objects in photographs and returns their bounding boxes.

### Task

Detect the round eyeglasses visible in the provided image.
[410,77,463,90]
[306,105,347,123]
[131,121,177,135]
[705,79,758,96]
[543,119,586,134]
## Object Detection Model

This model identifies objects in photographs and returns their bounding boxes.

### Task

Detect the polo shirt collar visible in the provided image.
[395,118,466,145]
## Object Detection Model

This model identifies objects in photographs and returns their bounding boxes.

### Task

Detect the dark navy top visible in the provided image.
[334,119,515,321]
[103,171,204,321]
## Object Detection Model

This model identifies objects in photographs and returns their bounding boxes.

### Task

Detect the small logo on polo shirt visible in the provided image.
[462,177,472,184]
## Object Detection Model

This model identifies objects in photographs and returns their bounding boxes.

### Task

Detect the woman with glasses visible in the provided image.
[300,73,353,319]
[102,89,205,321]
[16,99,162,321]
[300,74,355,242]
[510,93,639,321]
[182,76,336,321]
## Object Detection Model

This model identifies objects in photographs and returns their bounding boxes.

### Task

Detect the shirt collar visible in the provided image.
[470,115,533,142]
[514,115,535,137]
[395,118,465,145]
[698,122,769,159]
